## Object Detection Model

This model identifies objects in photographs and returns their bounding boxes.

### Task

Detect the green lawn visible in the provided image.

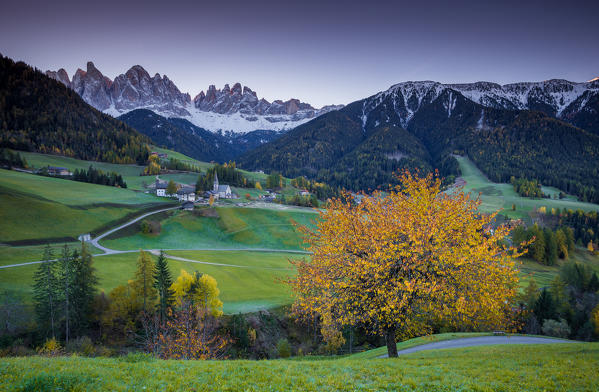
[456,156,599,219]
[100,207,317,251]
[0,250,299,314]
[0,169,170,243]
[1,343,596,391]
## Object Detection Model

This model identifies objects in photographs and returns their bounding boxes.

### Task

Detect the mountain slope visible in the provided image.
[240,81,599,202]
[118,109,281,162]
[0,55,150,164]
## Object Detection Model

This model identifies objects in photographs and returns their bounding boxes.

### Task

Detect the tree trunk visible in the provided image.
[385,325,398,358]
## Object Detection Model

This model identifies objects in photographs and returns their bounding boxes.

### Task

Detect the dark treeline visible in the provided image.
[512,224,575,265]
[290,176,340,200]
[72,166,127,188]
[196,162,248,192]
[510,177,546,198]
[0,148,27,168]
[557,209,599,249]
[0,55,150,164]
[519,262,599,341]
[163,157,201,173]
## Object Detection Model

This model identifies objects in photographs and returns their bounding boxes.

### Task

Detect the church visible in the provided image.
[212,173,232,199]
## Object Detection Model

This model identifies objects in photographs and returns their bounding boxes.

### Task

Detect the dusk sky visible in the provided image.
[1,0,598,107]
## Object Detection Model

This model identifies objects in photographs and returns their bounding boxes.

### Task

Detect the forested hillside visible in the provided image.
[119,109,281,162]
[0,55,150,164]
[240,86,599,201]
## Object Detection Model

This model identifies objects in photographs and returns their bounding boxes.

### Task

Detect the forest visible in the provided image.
[0,55,150,164]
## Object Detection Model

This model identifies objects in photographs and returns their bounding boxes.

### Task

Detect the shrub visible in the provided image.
[66,336,95,356]
[37,337,63,357]
[276,338,291,358]
[120,351,155,363]
[542,318,571,339]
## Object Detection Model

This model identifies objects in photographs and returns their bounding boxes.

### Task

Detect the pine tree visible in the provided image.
[531,225,546,264]
[70,242,98,335]
[154,250,174,321]
[32,245,58,338]
[533,288,556,323]
[57,245,75,343]
[133,250,157,313]
[544,228,558,266]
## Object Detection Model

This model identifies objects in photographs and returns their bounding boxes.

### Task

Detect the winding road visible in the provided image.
[378,336,572,358]
[1,205,310,270]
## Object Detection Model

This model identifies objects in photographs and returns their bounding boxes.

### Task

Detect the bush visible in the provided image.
[66,336,95,356]
[276,338,291,358]
[37,337,63,357]
[542,318,571,339]
[15,373,92,392]
[120,351,155,363]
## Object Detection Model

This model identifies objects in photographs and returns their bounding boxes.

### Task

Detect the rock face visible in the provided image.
[46,63,341,133]
[47,62,191,116]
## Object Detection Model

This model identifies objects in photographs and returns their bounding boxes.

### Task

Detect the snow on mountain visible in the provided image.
[359,79,599,130]
[46,63,342,134]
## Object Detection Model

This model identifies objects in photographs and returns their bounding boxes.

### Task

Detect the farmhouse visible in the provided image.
[299,189,311,196]
[213,173,232,199]
[177,186,196,202]
[155,180,168,197]
[182,201,194,211]
[46,166,71,176]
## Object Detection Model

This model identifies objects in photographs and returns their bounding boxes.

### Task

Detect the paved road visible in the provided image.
[0,203,310,269]
[89,206,180,254]
[379,336,572,358]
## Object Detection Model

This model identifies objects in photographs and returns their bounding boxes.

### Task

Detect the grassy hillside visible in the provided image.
[1,343,596,391]
[0,168,170,243]
[100,207,317,251]
[455,155,599,219]
[0,250,298,314]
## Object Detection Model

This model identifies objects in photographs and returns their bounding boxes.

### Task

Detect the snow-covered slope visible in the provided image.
[359,79,599,130]
[46,63,342,134]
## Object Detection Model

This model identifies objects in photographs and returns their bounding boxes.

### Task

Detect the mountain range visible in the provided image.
[45,62,342,134]
[240,78,599,201]
[6,53,599,203]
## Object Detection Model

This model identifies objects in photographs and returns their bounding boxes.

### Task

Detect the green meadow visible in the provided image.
[455,156,599,220]
[100,206,317,251]
[0,250,298,314]
[0,168,170,243]
[1,343,596,391]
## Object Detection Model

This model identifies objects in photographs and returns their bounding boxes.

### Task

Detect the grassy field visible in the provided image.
[17,150,200,191]
[1,343,596,391]
[100,206,317,251]
[456,156,599,220]
[0,169,170,243]
[0,250,298,314]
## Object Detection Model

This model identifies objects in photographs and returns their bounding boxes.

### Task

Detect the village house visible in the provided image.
[177,186,196,202]
[155,179,168,197]
[182,201,194,211]
[299,189,311,196]
[46,166,71,176]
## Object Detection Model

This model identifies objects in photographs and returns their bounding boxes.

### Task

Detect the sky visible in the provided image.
[1,0,598,107]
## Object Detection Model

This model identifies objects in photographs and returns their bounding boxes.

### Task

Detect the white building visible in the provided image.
[177,187,196,202]
[213,173,232,198]
[155,179,168,197]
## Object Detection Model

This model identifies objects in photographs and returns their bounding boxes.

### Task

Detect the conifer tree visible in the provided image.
[32,245,58,337]
[154,250,174,321]
[134,250,157,313]
[70,242,98,334]
[57,244,75,343]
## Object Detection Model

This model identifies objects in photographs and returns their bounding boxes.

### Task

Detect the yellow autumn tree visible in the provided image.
[171,270,223,317]
[289,171,522,357]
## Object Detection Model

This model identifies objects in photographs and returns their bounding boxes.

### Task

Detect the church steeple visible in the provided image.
[213,173,219,192]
